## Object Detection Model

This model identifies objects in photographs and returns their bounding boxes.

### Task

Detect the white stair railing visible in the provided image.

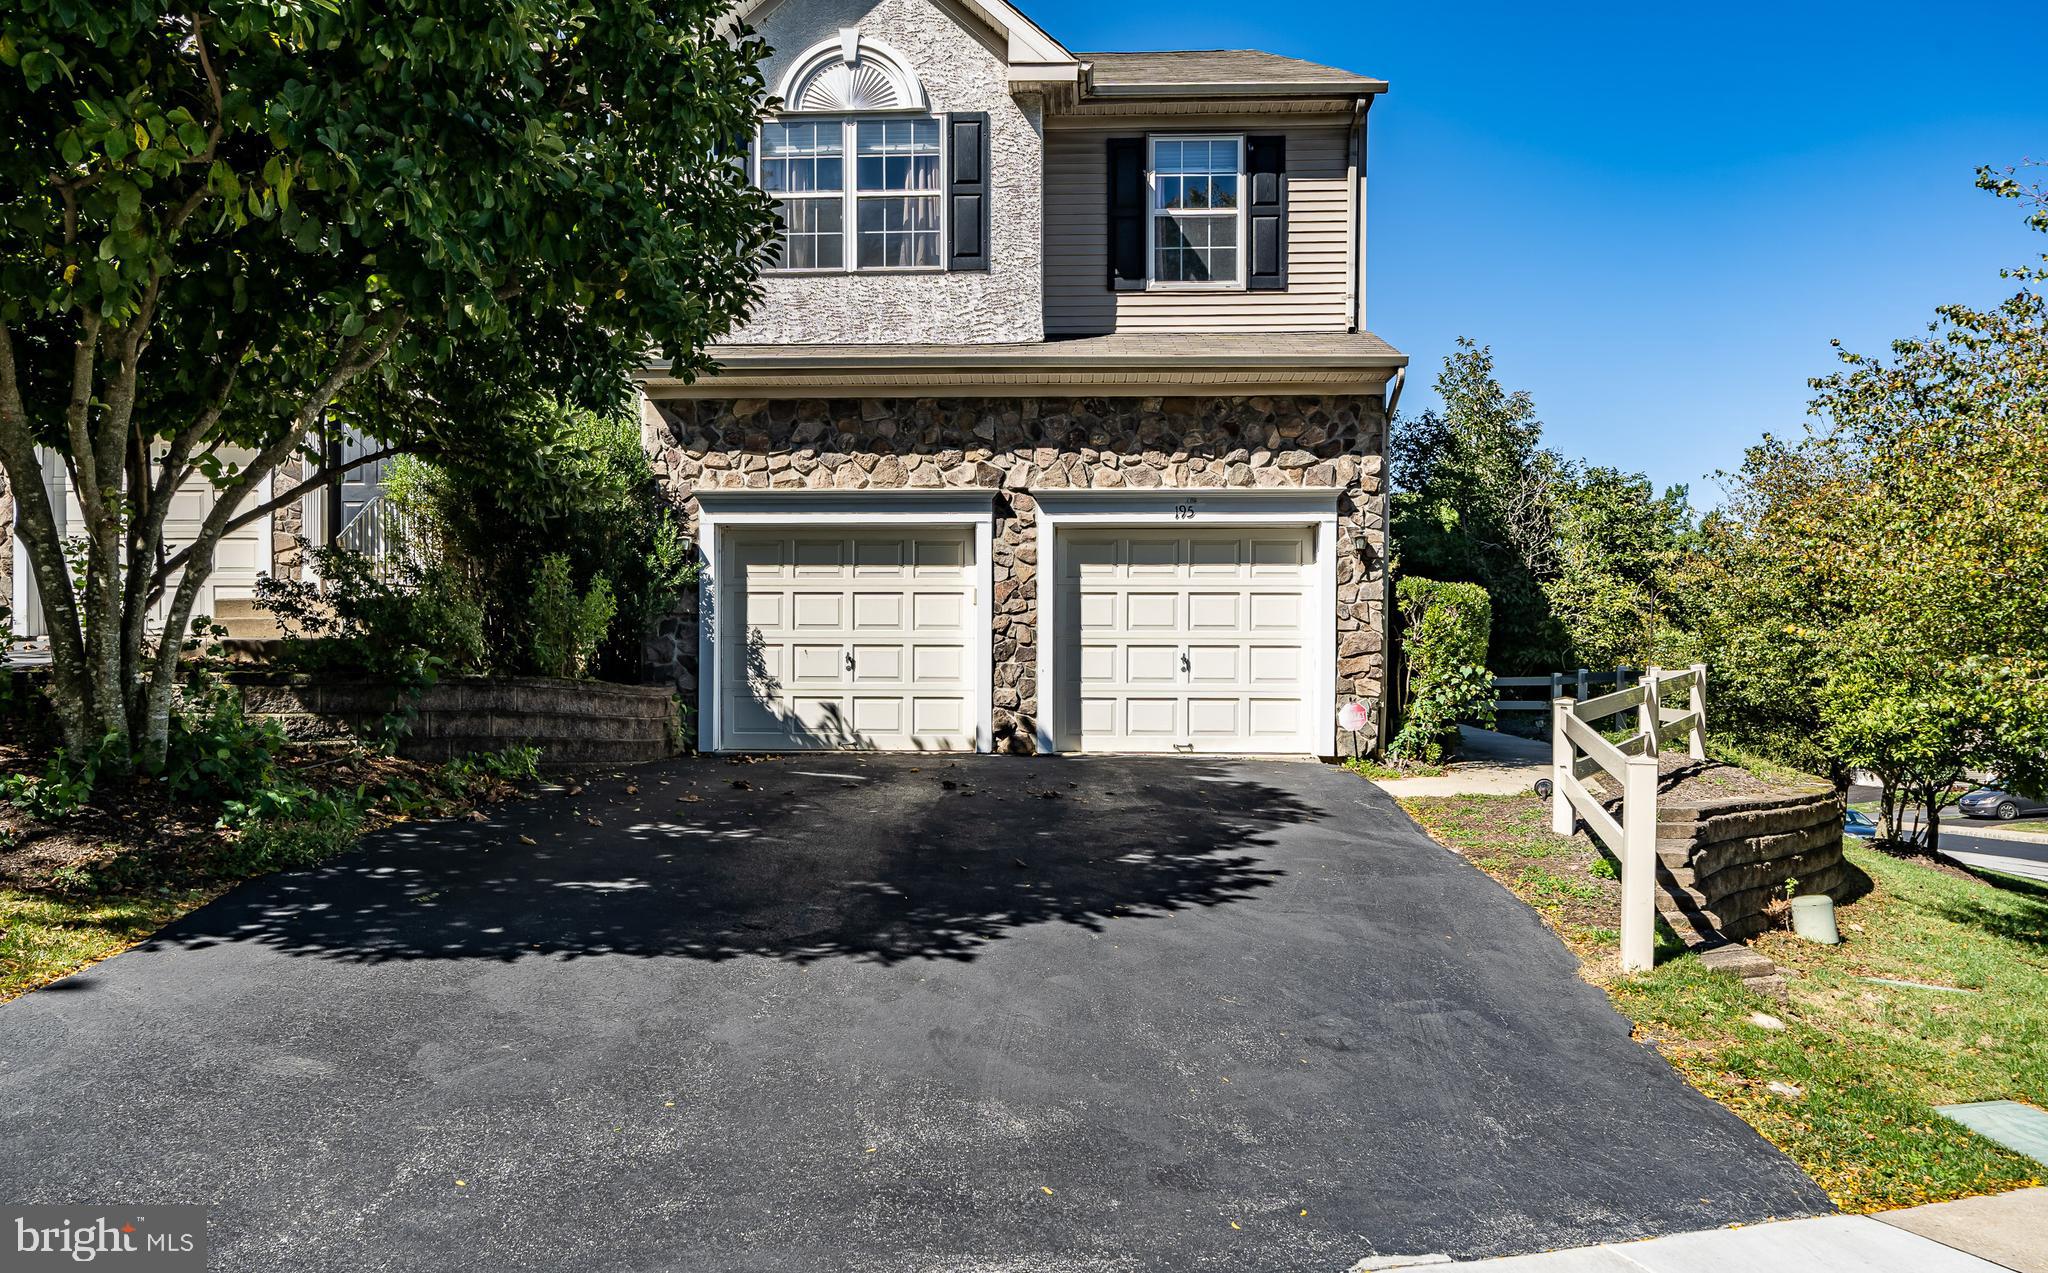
[332,494,427,583]
[1550,663,1708,972]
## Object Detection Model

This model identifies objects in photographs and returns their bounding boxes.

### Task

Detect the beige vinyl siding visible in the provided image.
[1043,121,1354,335]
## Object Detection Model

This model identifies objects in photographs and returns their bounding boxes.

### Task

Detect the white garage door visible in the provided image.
[1057,527,1315,753]
[719,528,976,751]
[15,446,270,638]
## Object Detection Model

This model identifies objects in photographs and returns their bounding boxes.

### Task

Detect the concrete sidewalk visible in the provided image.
[1406,1186,2047,1273]
[1372,726,1550,798]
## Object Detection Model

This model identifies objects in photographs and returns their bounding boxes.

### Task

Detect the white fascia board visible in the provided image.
[693,489,999,520]
[1028,487,1341,519]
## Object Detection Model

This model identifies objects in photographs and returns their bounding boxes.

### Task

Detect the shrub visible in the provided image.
[530,554,617,680]
[257,544,488,682]
[383,402,694,679]
[1389,577,1497,763]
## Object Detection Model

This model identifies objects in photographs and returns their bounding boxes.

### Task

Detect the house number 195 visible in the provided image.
[1173,501,1198,520]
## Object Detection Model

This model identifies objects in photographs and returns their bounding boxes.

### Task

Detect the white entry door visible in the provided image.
[719,528,976,751]
[1057,527,1316,753]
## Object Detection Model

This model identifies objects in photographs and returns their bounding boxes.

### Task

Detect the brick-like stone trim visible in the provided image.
[643,393,1388,755]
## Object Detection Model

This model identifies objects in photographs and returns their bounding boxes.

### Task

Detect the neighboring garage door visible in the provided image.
[720,528,976,751]
[15,446,269,639]
[1057,527,1316,753]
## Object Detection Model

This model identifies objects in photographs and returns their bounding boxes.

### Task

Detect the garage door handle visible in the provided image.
[1180,650,1191,673]
[845,650,856,672]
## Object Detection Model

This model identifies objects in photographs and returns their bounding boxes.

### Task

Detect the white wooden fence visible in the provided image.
[1550,663,1708,972]
[1494,665,1634,715]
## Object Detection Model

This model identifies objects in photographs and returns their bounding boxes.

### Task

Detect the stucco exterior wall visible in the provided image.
[643,393,1389,755]
[732,0,1045,345]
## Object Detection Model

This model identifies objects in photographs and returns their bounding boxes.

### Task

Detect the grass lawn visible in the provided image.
[1402,792,2048,1213]
[0,886,223,1002]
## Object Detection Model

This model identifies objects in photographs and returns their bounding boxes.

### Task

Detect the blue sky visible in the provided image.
[1028,0,2048,501]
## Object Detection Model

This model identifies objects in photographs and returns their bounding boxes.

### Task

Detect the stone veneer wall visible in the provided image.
[1655,788,1848,943]
[643,394,1389,756]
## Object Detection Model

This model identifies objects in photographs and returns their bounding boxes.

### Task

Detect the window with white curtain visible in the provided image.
[759,116,942,271]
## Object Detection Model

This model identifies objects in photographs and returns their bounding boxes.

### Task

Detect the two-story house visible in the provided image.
[638,0,1404,758]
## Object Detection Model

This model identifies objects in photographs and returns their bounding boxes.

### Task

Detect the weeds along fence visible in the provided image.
[1550,664,1708,972]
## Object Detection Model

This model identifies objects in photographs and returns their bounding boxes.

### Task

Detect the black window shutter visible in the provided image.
[1106,137,1146,290]
[1246,135,1287,291]
[947,113,990,272]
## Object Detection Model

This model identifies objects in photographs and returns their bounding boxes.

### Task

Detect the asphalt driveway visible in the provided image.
[0,756,1828,1271]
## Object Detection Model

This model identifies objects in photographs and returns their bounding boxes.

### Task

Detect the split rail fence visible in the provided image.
[1549,663,1708,972]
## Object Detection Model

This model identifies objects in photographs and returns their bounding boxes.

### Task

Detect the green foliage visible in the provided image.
[210,789,370,878]
[530,555,617,680]
[1393,340,1692,672]
[160,681,288,804]
[381,403,695,678]
[1388,577,1496,763]
[0,0,775,762]
[257,544,487,683]
[1662,174,2048,844]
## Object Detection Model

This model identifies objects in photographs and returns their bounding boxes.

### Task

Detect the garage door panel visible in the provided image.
[853,591,904,629]
[1059,525,1314,754]
[793,593,842,628]
[1249,645,1299,684]
[1250,698,1301,736]
[794,540,844,573]
[913,644,964,681]
[911,697,964,735]
[1187,699,1241,737]
[912,591,963,629]
[1126,644,1179,684]
[1187,645,1238,683]
[1188,592,1239,629]
[1248,593,1300,630]
[1125,698,1177,737]
[852,644,903,682]
[721,528,976,752]
[792,643,843,682]
[913,538,966,572]
[1127,592,1178,629]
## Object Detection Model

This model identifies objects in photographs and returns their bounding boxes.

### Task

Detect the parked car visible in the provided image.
[1843,809,1877,839]
[1957,787,2048,821]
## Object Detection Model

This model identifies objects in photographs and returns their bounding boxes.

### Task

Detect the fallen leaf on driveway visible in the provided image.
[678,794,701,803]
[518,835,537,846]
[584,817,603,827]
[624,784,639,796]
[1040,1187,1053,1195]
[731,780,753,790]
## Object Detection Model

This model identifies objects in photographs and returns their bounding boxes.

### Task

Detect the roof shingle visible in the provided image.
[1080,50,1385,95]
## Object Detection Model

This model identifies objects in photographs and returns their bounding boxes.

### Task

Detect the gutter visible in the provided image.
[1082,80,1388,98]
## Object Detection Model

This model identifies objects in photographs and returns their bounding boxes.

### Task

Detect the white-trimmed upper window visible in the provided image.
[759,32,945,273]
[761,120,845,270]
[855,119,941,268]
[1149,135,1244,288]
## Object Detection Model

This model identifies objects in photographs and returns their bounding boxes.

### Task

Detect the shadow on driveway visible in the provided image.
[143,756,1300,966]
[0,755,1831,1273]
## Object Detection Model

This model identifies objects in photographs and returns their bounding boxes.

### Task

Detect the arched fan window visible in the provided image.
[759,32,942,271]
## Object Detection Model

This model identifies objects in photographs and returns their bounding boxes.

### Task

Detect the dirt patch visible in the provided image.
[0,743,524,893]
[1587,755,1823,804]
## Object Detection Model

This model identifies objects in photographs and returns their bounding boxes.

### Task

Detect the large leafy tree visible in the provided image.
[1392,339,1692,673]
[1669,176,2048,842]
[0,1,776,764]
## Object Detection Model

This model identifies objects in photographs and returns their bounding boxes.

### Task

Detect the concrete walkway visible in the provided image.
[1415,1186,2047,1273]
[1372,726,1550,798]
